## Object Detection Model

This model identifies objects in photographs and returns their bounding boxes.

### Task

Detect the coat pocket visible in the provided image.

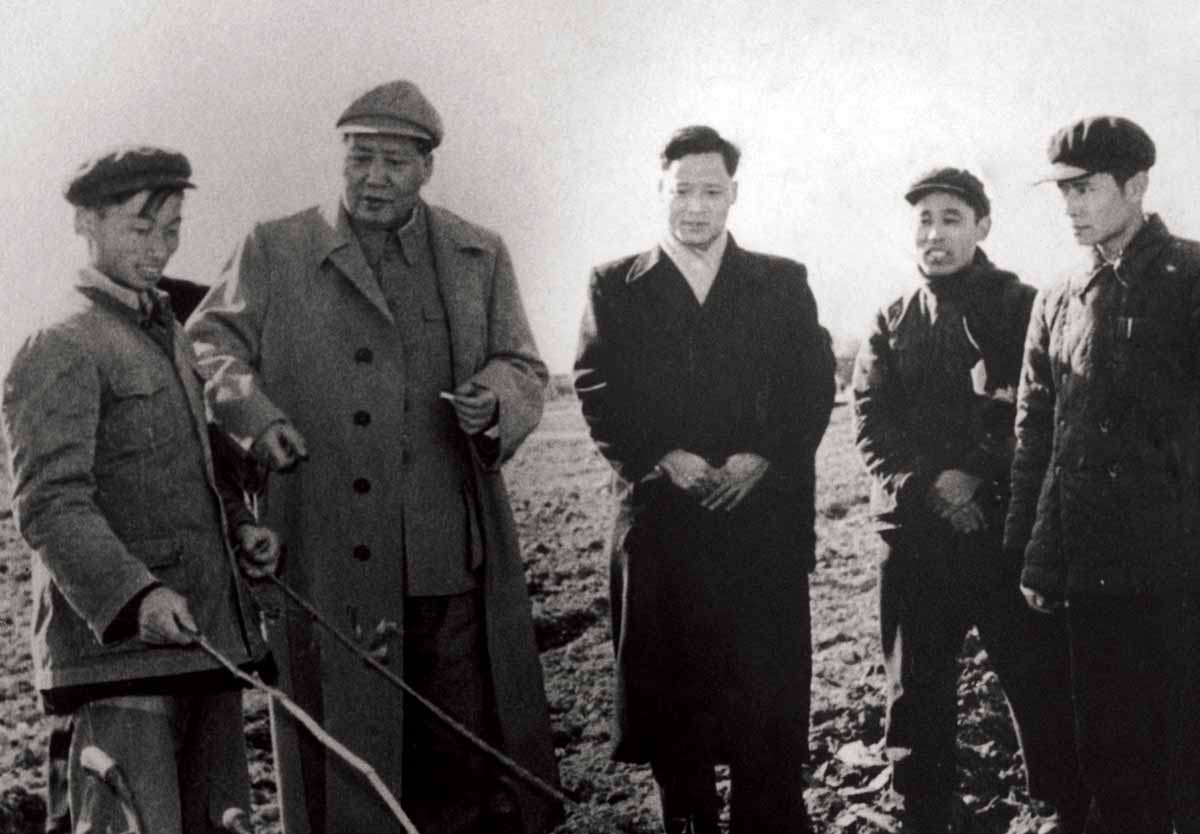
[98,368,181,455]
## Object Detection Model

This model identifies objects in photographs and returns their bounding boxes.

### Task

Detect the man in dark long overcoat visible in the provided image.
[574,125,835,834]
[187,81,560,834]
[1005,115,1200,833]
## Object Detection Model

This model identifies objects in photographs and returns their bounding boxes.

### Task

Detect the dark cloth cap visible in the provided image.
[905,167,990,219]
[1041,115,1156,182]
[336,80,444,148]
[64,145,194,206]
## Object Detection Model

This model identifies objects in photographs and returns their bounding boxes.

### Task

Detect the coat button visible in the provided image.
[353,545,371,561]
[353,410,371,427]
[353,477,371,494]
[355,347,374,363]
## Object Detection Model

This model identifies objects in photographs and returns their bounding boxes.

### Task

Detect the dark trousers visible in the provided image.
[649,576,813,834]
[879,526,1081,805]
[402,591,511,834]
[650,711,812,834]
[1066,592,1200,834]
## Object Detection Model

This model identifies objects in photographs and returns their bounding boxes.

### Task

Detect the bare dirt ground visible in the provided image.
[1,398,1049,834]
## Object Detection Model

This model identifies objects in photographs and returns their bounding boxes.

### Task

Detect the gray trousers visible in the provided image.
[68,690,250,834]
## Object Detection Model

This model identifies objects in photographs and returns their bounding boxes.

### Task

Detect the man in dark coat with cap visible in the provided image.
[575,125,835,834]
[2,146,278,834]
[853,168,1087,833]
[188,81,560,834]
[1005,115,1200,833]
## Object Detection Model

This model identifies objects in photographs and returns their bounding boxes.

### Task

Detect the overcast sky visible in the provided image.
[3,0,1200,372]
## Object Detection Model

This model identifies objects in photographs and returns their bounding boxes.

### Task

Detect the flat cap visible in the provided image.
[905,167,990,219]
[336,80,444,148]
[1041,115,1156,182]
[64,145,195,207]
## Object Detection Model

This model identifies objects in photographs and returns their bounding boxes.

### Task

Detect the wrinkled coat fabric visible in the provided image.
[187,201,560,834]
[3,287,267,692]
[1004,216,1200,598]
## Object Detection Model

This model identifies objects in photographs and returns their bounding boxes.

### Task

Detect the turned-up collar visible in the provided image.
[1076,213,1171,297]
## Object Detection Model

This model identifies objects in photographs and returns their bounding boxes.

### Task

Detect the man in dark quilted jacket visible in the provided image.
[1005,115,1200,834]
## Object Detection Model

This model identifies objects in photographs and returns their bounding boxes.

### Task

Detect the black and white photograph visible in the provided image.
[3,1,1200,832]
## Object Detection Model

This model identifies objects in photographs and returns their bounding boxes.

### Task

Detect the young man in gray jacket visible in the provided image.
[3,146,278,834]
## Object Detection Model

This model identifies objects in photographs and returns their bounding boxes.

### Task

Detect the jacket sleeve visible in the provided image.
[747,267,835,480]
[2,332,158,644]
[186,228,290,450]
[1004,290,1060,590]
[464,238,548,469]
[960,282,1038,481]
[574,268,673,482]
[851,308,938,515]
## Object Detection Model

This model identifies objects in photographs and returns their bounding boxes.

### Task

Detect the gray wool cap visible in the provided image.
[336,80,444,148]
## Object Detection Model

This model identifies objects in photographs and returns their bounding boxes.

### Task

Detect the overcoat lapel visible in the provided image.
[316,202,395,324]
[428,206,489,386]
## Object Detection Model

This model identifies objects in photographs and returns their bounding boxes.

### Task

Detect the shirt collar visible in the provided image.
[77,267,151,312]
[395,200,429,266]
[660,229,729,275]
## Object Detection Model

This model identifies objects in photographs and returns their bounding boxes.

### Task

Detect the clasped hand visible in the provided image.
[658,450,770,512]
[927,468,986,534]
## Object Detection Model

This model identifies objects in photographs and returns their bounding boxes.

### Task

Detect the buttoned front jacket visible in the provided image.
[186,200,560,834]
[853,253,1035,530]
[2,285,267,693]
[1004,216,1200,598]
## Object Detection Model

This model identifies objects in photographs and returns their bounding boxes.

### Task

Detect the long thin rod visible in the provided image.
[193,632,421,834]
[266,574,575,809]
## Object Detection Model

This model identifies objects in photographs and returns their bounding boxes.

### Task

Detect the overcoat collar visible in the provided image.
[315,201,394,323]
[314,199,497,386]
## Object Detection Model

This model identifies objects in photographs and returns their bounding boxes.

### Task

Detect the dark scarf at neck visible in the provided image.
[922,249,993,301]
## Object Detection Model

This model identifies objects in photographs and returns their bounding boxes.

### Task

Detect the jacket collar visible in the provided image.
[626,233,742,284]
[1074,213,1172,297]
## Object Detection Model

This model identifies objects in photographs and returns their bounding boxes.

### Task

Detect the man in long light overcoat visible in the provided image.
[187,81,560,834]
[575,125,834,834]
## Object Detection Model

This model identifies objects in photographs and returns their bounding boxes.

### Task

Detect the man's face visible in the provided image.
[660,152,737,249]
[82,191,182,292]
[912,191,990,276]
[1056,172,1142,249]
[342,134,433,228]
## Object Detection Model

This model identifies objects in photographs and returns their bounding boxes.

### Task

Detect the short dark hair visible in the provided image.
[660,125,740,176]
[90,186,186,219]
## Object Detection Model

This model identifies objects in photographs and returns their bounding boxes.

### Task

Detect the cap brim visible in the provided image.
[338,121,433,142]
[1034,162,1092,184]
